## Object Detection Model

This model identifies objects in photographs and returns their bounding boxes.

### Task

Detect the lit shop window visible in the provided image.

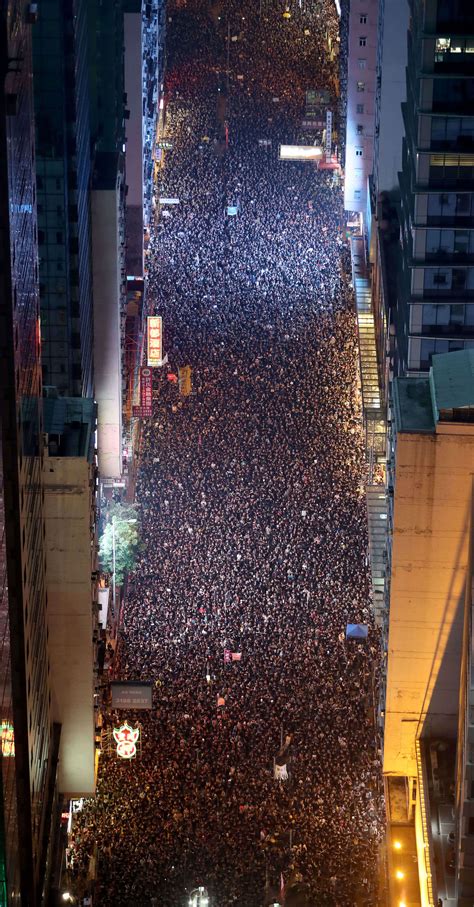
[1,722,15,757]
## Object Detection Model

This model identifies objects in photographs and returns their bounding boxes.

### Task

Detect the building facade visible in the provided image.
[0,3,59,903]
[43,398,99,796]
[383,349,474,906]
[397,0,474,375]
[343,0,378,214]
[33,0,94,399]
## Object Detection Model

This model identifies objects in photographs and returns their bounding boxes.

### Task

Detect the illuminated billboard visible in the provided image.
[113,722,140,759]
[147,316,162,366]
[279,145,323,161]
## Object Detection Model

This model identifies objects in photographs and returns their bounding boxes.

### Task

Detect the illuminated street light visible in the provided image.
[395,869,405,880]
[393,840,402,850]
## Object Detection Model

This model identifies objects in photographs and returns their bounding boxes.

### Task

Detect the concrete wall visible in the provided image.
[43,457,96,796]
[91,185,123,479]
[384,429,474,778]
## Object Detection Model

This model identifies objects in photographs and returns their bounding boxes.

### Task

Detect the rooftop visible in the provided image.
[43,396,97,462]
[392,376,435,434]
[430,348,474,417]
[393,349,474,434]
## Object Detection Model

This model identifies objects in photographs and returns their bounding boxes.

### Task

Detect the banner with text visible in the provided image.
[147,316,163,367]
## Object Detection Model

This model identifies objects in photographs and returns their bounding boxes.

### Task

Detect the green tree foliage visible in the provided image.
[99,503,141,585]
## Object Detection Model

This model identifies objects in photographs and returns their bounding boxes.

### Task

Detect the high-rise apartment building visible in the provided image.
[33,0,94,399]
[343,0,378,214]
[397,0,474,375]
[0,3,60,903]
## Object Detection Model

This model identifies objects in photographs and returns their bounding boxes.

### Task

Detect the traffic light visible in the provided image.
[178,365,192,397]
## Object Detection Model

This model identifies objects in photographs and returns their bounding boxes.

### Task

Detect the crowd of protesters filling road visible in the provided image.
[68,0,385,904]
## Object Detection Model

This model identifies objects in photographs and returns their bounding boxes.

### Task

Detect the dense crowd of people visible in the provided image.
[69,0,384,904]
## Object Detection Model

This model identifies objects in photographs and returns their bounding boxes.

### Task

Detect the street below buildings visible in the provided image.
[69,0,384,904]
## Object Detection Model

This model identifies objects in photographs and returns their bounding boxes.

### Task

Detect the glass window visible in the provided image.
[356,103,364,114]
[357,124,364,134]
[437,304,451,324]
[358,58,367,69]
[359,14,367,24]
[355,147,363,157]
[359,37,367,47]
[451,303,465,324]
[357,81,365,92]
[426,229,441,254]
[452,268,467,289]
[456,193,470,214]
[454,231,469,255]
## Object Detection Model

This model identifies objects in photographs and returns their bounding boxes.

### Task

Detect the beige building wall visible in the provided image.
[384,427,474,779]
[43,456,96,795]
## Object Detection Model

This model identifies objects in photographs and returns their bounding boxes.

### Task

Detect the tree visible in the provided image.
[99,503,141,585]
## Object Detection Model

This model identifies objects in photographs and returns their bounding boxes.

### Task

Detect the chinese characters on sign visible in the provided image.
[139,366,153,417]
[113,722,140,760]
[147,316,163,367]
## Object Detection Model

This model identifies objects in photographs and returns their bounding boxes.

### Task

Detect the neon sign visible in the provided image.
[147,316,163,367]
[113,722,140,759]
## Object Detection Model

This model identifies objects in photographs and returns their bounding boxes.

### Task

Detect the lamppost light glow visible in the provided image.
[393,840,402,850]
[395,869,405,880]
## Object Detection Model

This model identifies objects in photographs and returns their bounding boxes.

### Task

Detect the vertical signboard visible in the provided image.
[140,366,153,416]
[147,316,163,367]
[325,110,332,162]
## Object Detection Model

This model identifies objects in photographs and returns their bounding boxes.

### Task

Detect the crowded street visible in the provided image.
[69,0,384,903]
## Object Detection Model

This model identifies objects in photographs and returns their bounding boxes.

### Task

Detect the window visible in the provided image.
[359,14,367,24]
[358,58,367,69]
[359,36,367,47]
[357,81,365,92]
[356,103,364,114]
[354,189,361,200]
[355,147,363,157]
[357,124,364,135]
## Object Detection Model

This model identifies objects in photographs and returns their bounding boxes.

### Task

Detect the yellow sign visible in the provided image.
[178,365,192,397]
[147,316,163,367]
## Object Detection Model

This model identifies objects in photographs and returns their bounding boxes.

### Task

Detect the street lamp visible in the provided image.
[111,517,137,617]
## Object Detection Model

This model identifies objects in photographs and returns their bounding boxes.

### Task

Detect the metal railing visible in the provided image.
[415,738,436,907]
